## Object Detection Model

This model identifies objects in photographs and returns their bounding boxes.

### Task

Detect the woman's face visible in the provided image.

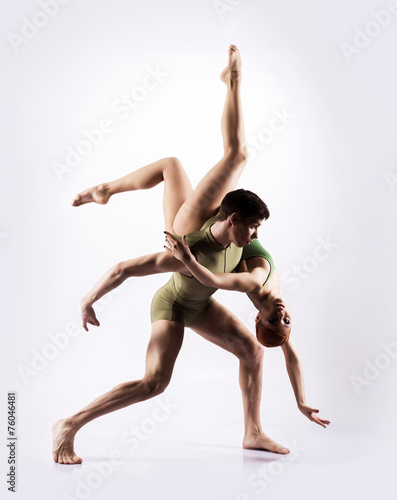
[256,297,292,332]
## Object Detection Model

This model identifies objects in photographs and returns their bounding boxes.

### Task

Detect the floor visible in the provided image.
[12,400,396,500]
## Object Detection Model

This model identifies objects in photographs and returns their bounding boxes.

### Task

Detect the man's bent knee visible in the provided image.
[236,340,264,363]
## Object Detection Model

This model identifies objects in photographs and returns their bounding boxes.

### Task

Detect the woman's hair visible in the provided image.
[256,323,291,348]
[218,189,270,222]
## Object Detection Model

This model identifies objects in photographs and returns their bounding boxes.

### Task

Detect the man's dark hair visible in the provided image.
[218,189,270,221]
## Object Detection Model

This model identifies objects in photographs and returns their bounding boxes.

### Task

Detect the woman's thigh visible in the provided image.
[173,151,247,235]
[162,158,193,233]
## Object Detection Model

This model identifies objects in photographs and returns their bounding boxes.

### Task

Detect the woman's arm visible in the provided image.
[81,252,185,331]
[164,232,267,292]
[281,340,330,428]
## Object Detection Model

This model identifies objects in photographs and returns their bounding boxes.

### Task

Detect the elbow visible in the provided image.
[113,262,127,279]
[247,279,264,294]
[286,354,299,366]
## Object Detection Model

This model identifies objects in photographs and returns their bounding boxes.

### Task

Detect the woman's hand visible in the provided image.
[81,300,100,331]
[164,231,194,263]
[298,403,330,428]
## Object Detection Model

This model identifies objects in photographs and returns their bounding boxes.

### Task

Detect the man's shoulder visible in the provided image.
[185,214,220,246]
[199,213,220,231]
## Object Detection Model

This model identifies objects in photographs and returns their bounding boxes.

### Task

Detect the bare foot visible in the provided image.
[72,184,110,207]
[243,432,290,455]
[220,44,242,85]
[52,419,82,464]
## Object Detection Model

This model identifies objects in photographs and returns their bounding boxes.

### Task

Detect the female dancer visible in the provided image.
[53,45,329,465]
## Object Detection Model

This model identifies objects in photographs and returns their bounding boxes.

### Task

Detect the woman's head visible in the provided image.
[255,298,291,347]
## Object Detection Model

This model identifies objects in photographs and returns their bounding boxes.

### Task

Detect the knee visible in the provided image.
[227,146,248,165]
[142,373,171,398]
[165,156,183,171]
[238,340,264,365]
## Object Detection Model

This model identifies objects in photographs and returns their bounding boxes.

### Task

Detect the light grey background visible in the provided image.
[1,0,397,499]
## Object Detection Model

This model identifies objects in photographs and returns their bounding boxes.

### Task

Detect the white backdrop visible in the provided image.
[1,1,397,499]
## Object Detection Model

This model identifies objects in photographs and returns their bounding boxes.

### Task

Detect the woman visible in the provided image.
[53,45,329,465]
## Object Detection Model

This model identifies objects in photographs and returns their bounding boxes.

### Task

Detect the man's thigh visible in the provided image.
[191,300,260,358]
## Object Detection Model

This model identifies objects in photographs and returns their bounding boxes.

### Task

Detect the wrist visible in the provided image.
[182,253,194,265]
[81,296,94,308]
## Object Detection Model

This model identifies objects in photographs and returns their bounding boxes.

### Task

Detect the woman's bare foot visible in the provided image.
[52,419,82,464]
[243,432,290,455]
[220,44,242,85]
[72,184,110,207]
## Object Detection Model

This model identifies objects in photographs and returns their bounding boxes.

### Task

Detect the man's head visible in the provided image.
[218,189,270,247]
[255,298,292,348]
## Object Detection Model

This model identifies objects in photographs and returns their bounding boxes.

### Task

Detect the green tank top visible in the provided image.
[171,214,243,302]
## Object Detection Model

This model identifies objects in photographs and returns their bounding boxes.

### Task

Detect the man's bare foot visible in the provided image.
[52,419,82,464]
[72,184,110,207]
[243,432,290,455]
[220,44,242,85]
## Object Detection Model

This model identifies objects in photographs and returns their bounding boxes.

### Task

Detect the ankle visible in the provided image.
[244,425,262,438]
[97,183,111,196]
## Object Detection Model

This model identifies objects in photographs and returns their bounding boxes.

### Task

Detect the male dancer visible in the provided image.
[53,46,329,465]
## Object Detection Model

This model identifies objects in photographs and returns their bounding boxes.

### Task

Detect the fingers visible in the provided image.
[164,231,176,241]
[82,315,100,331]
[312,415,331,428]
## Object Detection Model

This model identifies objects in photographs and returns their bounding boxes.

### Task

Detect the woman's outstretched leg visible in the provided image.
[52,321,184,464]
[72,157,193,233]
[173,44,248,236]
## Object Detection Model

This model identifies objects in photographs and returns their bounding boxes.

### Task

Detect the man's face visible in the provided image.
[230,214,263,247]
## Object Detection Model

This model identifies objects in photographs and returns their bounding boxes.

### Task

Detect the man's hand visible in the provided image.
[298,403,330,428]
[164,231,193,263]
[81,301,100,332]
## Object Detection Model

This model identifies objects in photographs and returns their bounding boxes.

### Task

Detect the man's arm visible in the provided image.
[281,340,330,428]
[81,252,185,331]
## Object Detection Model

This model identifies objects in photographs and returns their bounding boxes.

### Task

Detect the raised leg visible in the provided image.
[192,301,290,454]
[52,320,184,464]
[72,157,193,233]
[173,44,248,236]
